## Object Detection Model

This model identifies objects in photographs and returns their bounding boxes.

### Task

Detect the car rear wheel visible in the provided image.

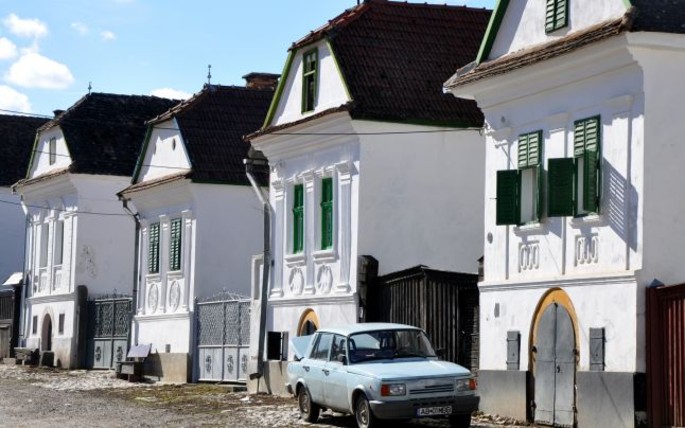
[297,387,320,423]
[449,414,472,428]
[354,394,378,428]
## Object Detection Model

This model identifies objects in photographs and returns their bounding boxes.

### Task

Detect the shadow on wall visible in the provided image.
[603,158,638,251]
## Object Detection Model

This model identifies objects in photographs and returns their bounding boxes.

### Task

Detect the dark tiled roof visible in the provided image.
[286,0,491,128]
[0,114,49,186]
[38,93,178,177]
[146,84,273,185]
[632,0,685,34]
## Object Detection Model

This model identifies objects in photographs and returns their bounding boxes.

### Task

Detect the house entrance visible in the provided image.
[86,296,131,369]
[532,291,577,428]
[41,315,52,351]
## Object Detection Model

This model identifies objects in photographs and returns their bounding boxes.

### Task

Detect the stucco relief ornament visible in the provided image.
[148,283,159,313]
[316,265,333,294]
[169,281,181,311]
[289,268,305,295]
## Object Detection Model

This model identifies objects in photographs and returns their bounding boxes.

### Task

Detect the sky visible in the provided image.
[0,0,495,118]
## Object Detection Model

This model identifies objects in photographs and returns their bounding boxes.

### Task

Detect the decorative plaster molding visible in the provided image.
[28,292,76,304]
[575,234,599,265]
[284,252,306,267]
[134,312,190,322]
[605,94,634,109]
[479,272,637,292]
[518,242,540,272]
[312,248,337,263]
[545,112,570,130]
[268,294,356,306]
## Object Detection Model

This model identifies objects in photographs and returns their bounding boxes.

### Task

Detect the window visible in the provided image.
[545,0,568,33]
[331,334,347,363]
[32,316,38,335]
[496,131,543,225]
[292,184,304,253]
[58,313,65,334]
[301,49,318,112]
[310,333,333,360]
[169,218,182,271]
[39,223,49,268]
[548,116,601,217]
[49,137,56,165]
[148,223,160,274]
[54,219,64,265]
[320,177,333,249]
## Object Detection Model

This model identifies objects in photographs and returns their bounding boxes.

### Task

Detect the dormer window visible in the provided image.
[302,49,318,113]
[49,137,56,165]
[545,0,568,33]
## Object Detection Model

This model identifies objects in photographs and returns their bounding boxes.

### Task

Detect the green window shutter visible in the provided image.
[536,164,544,221]
[547,158,575,217]
[583,146,599,213]
[518,131,542,168]
[293,184,304,253]
[301,49,318,113]
[320,178,333,250]
[169,218,182,271]
[518,134,529,168]
[545,0,557,32]
[148,223,160,274]
[546,0,568,33]
[496,170,521,225]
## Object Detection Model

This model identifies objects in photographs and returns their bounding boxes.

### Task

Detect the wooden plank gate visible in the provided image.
[0,286,20,359]
[196,295,250,382]
[86,296,131,369]
[367,265,479,373]
[647,283,685,427]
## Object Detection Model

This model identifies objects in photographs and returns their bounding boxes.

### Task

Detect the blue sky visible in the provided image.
[0,0,494,117]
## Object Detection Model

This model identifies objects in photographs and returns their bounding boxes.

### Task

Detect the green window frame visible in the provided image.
[320,177,333,250]
[496,131,543,225]
[148,222,160,274]
[292,184,304,253]
[302,49,318,113]
[169,218,182,271]
[545,0,568,33]
[49,137,56,165]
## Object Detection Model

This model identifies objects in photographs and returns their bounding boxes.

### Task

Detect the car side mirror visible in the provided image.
[336,354,347,365]
[293,355,302,362]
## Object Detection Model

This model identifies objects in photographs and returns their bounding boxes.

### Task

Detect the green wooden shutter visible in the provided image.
[148,223,160,273]
[548,158,575,217]
[546,0,568,33]
[536,164,544,221]
[293,184,304,253]
[518,131,542,168]
[169,218,182,271]
[320,178,333,250]
[518,134,529,168]
[545,0,557,32]
[584,145,599,213]
[496,170,521,225]
[302,49,318,112]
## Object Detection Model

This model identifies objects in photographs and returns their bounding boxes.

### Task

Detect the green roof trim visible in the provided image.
[263,50,295,129]
[326,40,353,102]
[131,125,154,183]
[476,0,510,65]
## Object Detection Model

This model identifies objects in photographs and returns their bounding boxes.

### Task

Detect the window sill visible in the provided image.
[513,222,545,235]
[570,214,604,227]
[284,252,306,267]
[312,248,337,262]
[146,273,161,280]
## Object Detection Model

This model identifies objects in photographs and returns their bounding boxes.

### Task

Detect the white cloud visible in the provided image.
[150,88,192,100]
[0,37,17,60]
[3,13,48,39]
[71,22,89,35]
[100,30,116,41]
[0,85,31,113]
[5,53,74,89]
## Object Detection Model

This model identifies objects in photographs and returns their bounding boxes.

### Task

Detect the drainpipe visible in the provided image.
[119,197,140,349]
[244,155,270,379]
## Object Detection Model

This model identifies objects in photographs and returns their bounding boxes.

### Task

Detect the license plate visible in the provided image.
[417,406,452,416]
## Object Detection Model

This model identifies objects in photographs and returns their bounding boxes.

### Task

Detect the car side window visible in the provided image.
[330,335,347,362]
[310,333,333,360]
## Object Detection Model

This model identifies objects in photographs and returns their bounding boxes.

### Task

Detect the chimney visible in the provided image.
[242,72,280,90]
[53,110,65,118]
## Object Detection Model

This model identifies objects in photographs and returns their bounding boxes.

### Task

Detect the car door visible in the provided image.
[303,333,333,405]
[323,335,350,411]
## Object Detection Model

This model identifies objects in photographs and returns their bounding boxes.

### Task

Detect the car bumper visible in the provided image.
[369,395,479,420]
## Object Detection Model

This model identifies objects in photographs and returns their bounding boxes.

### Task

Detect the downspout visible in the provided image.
[244,156,270,379]
[120,197,140,349]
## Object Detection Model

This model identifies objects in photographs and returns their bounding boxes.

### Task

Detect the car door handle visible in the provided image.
[303,366,310,372]
[322,369,330,376]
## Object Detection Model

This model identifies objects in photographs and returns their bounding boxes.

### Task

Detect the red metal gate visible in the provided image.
[647,283,685,427]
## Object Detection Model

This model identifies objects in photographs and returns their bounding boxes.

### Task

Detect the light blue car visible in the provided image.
[286,323,479,428]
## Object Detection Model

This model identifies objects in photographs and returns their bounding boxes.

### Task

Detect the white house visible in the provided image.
[118,76,275,381]
[12,93,177,369]
[445,1,685,426]
[246,0,490,389]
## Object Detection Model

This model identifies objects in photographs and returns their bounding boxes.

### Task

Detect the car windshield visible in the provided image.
[347,329,437,364]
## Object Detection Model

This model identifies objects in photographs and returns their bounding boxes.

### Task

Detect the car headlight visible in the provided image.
[456,377,477,392]
[380,383,406,396]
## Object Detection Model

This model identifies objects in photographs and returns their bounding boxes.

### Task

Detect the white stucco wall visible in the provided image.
[0,188,26,282]
[29,127,71,178]
[271,40,351,127]
[138,119,191,182]
[489,0,628,60]
[356,120,484,275]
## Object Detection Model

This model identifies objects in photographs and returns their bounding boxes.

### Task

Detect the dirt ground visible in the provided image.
[0,364,528,428]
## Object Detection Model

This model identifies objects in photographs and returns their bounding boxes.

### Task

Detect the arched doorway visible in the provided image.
[531,289,578,427]
[41,314,53,351]
[297,309,319,336]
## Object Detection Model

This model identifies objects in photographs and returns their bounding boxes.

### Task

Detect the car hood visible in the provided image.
[347,359,471,380]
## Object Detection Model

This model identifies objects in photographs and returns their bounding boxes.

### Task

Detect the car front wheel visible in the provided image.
[354,394,378,428]
[449,413,472,428]
[297,386,320,423]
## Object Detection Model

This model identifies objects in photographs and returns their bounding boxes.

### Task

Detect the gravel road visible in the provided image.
[0,364,527,428]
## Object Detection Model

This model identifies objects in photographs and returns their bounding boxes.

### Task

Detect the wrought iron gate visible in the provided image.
[534,303,576,427]
[196,296,250,382]
[86,296,131,369]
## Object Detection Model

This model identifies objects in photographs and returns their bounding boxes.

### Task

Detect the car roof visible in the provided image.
[316,322,423,337]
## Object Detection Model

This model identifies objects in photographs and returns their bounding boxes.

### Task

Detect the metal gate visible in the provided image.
[534,303,576,427]
[196,296,250,382]
[86,296,131,369]
[647,283,685,428]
